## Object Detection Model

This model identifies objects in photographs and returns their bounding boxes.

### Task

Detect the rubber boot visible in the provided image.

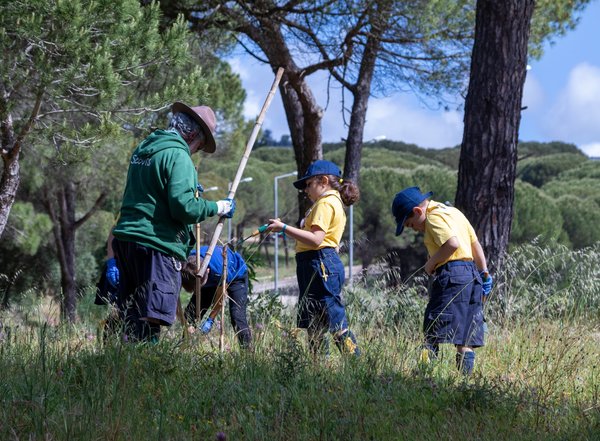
[420,343,439,365]
[334,330,360,356]
[456,351,475,375]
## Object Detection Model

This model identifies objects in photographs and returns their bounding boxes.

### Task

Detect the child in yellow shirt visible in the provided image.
[392,187,493,374]
[268,160,360,356]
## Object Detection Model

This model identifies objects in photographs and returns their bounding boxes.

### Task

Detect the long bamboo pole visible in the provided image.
[197,67,284,278]
[219,245,228,352]
[195,222,201,322]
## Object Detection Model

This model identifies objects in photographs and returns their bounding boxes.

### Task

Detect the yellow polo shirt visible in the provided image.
[423,201,478,268]
[295,190,346,253]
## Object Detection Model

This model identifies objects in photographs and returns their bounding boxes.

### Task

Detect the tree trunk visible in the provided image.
[0,105,19,238]
[251,24,323,221]
[47,184,78,322]
[260,231,271,267]
[191,6,325,222]
[455,0,535,271]
[1,88,42,238]
[44,182,106,323]
[0,150,19,238]
[343,0,389,184]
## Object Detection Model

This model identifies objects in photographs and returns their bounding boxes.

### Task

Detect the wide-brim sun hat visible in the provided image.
[391,186,433,236]
[172,102,217,153]
[293,160,342,189]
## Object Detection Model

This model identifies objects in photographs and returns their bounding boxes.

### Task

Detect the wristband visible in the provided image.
[282,224,287,234]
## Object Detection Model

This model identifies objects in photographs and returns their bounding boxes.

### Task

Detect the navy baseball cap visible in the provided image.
[391,186,433,236]
[293,160,342,189]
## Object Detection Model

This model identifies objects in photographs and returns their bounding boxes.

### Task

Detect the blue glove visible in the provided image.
[216,198,236,218]
[201,317,214,334]
[196,183,204,194]
[106,258,119,289]
[480,271,493,296]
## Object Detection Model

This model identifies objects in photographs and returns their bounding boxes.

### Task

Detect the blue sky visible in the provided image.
[229,2,600,157]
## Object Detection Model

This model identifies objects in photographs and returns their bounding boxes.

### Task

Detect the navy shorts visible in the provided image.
[296,248,348,333]
[423,261,485,347]
[113,238,182,326]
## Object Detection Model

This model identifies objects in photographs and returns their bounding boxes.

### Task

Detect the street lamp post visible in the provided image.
[274,171,297,292]
[348,204,354,286]
[228,177,253,243]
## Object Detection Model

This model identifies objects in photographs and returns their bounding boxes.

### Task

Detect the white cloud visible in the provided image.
[579,142,600,157]
[522,73,545,112]
[228,58,289,137]
[361,96,463,148]
[227,57,251,82]
[544,63,600,144]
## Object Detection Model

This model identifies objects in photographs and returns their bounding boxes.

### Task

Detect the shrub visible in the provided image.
[411,165,457,203]
[542,177,600,207]
[516,153,587,187]
[556,195,600,249]
[510,181,566,246]
[518,141,583,157]
[558,160,600,180]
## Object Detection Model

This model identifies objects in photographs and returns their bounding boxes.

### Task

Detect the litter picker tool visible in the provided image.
[197,67,284,279]
[237,223,269,246]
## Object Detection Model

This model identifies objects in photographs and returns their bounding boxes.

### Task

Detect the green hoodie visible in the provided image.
[113,130,218,260]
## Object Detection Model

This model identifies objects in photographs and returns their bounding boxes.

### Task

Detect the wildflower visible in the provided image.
[216,431,226,441]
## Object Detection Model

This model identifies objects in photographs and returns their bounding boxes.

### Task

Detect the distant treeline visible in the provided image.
[1,139,598,309]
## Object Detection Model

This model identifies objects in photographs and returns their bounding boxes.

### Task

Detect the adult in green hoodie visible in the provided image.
[112,102,235,342]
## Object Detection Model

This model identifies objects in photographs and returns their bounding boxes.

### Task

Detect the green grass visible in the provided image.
[1,243,598,440]
[0,317,598,440]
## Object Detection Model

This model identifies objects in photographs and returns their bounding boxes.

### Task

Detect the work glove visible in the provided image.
[216,198,236,218]
[480,271,493,296]
[106,258,119,289]
[196,183,204,194]
[200,317,214,335]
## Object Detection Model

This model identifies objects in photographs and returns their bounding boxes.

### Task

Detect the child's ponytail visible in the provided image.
[328,175,360,206]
